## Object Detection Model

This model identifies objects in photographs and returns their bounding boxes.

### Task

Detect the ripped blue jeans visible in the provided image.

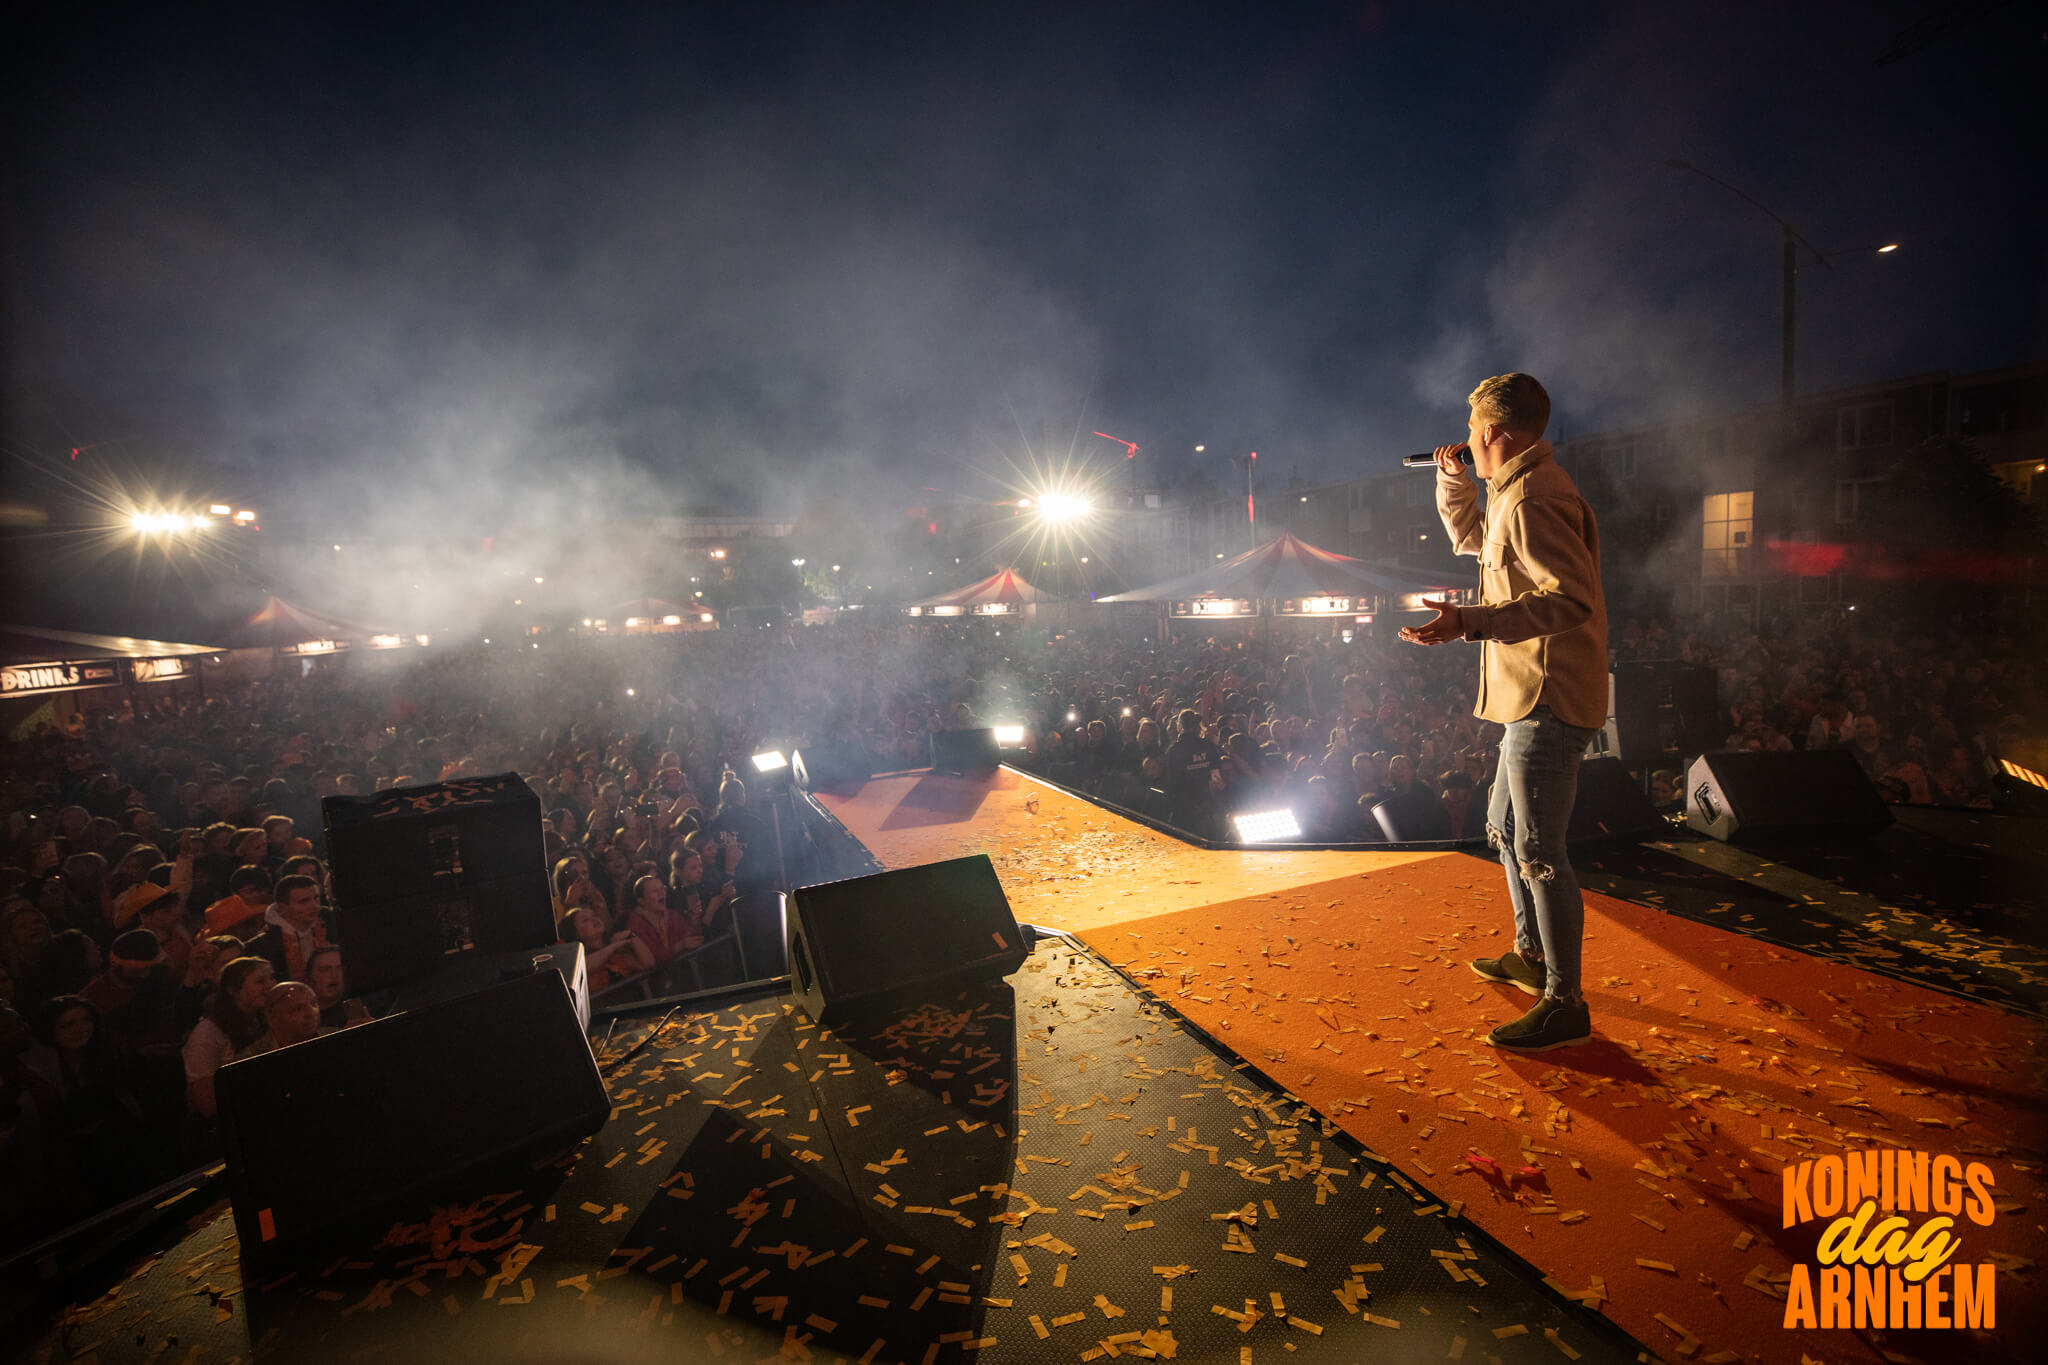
[1487,705,1597,1003]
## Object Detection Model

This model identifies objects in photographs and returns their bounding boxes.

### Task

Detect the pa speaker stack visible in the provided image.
[1567,756,1667,843]
[217,967,607,1263]
[1605,662,1720,765]
[784,854,1028,1022]
[1685,749,1893,842]
[323,772,558,997]
[792,741,873,792]
[216,774,602,1265]
[929,727,1001,775]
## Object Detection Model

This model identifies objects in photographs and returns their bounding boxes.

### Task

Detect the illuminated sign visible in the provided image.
[284,639,341,656]
[928,605,963,617]
[1177,598,1250,617]
[368,634,407,649]
[131,657,186,683]
[2,661,121,695]
[977,602,1015,615]
[905,606,923,616]
[1285,596,1352,615]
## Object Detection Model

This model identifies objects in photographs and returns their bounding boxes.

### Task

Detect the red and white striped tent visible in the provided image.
[1097,531,1473,620]
[218,596,405,655]
[904,567,1048,618]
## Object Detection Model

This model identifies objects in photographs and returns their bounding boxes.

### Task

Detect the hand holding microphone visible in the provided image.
[1401,445,1471,471]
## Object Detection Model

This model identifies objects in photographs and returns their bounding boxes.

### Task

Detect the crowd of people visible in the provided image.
[1,605,2036,1248]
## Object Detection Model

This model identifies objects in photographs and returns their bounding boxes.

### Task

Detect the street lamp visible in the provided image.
[1666,158,1898,404]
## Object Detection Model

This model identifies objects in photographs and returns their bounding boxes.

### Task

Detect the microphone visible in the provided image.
[1403,446,1470,468]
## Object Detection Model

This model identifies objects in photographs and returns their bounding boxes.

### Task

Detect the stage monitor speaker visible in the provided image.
[785,854,1027,1022]
[1685,749,1893,842]
[929,727,1000,775]
[381,940,592,1033]
[324,772,555,996]
[1568,756,1667,843]
[1606,662,1720,764]
[217,966,607,1262]
[792,742,872,791]
[1369,795,1451,843]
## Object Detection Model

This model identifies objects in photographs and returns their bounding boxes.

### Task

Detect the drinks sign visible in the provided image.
[1,661,122,696]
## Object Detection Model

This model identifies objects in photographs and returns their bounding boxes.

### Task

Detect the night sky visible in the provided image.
[4,1,2044,542]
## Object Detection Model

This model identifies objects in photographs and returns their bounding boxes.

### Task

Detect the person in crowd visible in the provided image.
[17,926,101,1014]
[3,902,53,994]
[174,933,243,1035]
[595,846,636,924]
[203,865,275,939]
[668,848,736,941]
[1439,771,1480,840]
[622,874,703,968]
[239,981,328,1056]
[1838,713,1892,780]
[558,905,655,994]
[1404,372,1607,1052]
[182,957,275,1126]
[1162,709,1223,834]
[22,995,147,1216]
[1807,692,1855,750]
[79,929,171,1022]
[277,853,330,902]
[303,946,369,1029]
[248,874,331,983]
[1371,754,1452,841]
[701,774,771,890]
[1930,744,1991,806]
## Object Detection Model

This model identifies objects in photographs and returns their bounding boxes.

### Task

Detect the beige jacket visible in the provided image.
[1435,440,1609,729]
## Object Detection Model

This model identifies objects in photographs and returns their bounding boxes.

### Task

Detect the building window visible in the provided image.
[1798,574,1838,605]
[1837,402,1894,450]
[1701,491,1753,579]
[1835,477,1886,523]
[1404,479,1429,507]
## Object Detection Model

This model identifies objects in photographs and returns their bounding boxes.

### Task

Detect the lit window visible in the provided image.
[1701,491,1753,578]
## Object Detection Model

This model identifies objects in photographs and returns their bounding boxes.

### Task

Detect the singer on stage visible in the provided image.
[1399,373,1609,1052]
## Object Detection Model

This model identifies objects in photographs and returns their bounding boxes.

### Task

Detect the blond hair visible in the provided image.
[1468,373,1550,437]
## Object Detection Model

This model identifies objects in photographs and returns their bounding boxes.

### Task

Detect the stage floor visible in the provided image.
[12,767,2044,1365]
[11,943,1642,1365]
[817,768,2048,1365]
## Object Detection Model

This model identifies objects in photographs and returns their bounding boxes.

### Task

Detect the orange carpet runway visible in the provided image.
[819,768,2048,1365]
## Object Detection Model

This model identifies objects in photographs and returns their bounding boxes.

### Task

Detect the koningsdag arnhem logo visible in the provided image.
[1780,1149,1997,1330]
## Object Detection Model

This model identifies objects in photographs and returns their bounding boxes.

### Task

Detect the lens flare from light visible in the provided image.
[1232,809,1302,843]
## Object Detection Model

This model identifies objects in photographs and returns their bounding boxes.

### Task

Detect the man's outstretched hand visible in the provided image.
[1399,598,1464,646]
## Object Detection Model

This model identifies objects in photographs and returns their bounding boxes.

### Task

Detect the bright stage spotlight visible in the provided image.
[1036,491,1094,523]
[751,751,789,774]
[1231,809,1302,844]
[992,724,1026,746]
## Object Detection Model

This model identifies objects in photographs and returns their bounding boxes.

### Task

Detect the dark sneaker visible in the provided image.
[1485,996,1593,1053]
[1470,950,1546,997]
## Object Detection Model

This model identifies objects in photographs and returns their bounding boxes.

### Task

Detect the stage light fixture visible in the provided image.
[751,751,789,774]
[993,725,1026,745]
[1232,809,1302,843]
[1999,758,2048,792]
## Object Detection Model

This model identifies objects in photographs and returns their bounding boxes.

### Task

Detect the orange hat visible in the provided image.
[115,881,177,928]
